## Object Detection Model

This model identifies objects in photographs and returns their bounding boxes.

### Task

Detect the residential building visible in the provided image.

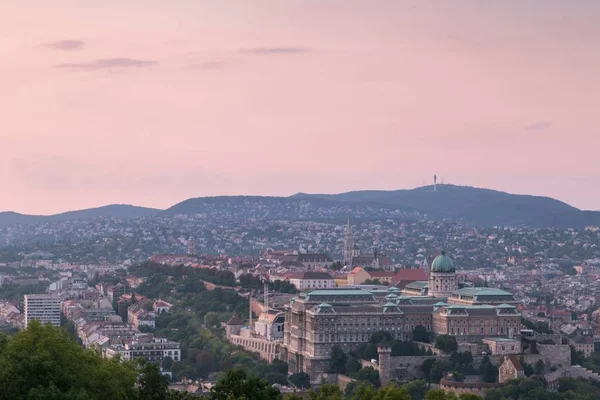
[104,335,181,362]
[153,300,173,314]
[128,304,156,329]
[289,272,335,291]
[24,294,61,328]
[499,355,525,383]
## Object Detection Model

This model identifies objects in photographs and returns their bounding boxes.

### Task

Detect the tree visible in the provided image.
[327,346,348,374]
[401,380,428,400]
[162,356,174,371]
[435,335,458,353]
[430,361,447,383]
[210,368,281,400]
[0,320,138,400]
[138,360,170,400]
[412,325,431,343]
[205,312,221,330]
[480,357,499,383]
[307,384,343,400]
[370,331,393,345]
[426,389,458,400]
[421,359,436,382]
[459,394,483,400]
[289,372,310,389]
[346,356,362,375]
[354,366,381,388]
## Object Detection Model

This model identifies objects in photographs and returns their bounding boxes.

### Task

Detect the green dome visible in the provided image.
[431,251,455,273]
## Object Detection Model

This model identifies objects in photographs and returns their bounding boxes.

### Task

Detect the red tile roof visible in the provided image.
[507,355,524,371]
[393,269,428,283]
[368,271,396,278]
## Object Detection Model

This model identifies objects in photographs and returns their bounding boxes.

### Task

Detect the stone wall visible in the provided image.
[387,356,450,380]
[440,379,503,397]
[228,335,280,362]
[538,344,571,369]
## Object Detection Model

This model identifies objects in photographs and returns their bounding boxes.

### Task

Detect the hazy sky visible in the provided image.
[1,1,599,214]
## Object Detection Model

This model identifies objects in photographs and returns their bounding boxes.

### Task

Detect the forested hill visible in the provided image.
[290,185,600,228]
[0,204,160,227]
[3,185,599,229]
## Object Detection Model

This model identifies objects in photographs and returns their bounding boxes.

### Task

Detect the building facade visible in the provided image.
[24,294,61,328]
[104,336,181,363]
[289,272,335,291]
[282,252,522,381]
[283,288,407,380]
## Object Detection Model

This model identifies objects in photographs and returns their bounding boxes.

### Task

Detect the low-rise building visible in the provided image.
[104,335,181,362]
[289,272,334,291]
[482,338,521,355]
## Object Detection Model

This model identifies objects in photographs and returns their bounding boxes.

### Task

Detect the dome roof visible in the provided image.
[431,251,455,273]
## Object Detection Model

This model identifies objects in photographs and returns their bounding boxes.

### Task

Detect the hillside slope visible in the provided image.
[0,204,160,226]
[291,185,599,228]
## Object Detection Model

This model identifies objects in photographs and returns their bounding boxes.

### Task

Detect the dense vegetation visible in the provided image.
[0,321,187,400]
[128,262,289,384]
[0,282,49,301]
[2,321,599,400]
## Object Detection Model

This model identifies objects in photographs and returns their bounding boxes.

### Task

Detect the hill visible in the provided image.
[291,185,600,228]
[0,204,160,227]
[3,185,599,228]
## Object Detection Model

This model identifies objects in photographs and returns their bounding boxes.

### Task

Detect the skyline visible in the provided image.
[2,1,599,214]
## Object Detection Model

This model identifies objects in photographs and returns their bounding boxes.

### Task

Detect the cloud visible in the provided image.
[525,121,552,131]
[241,47,310,55]
[54,58,157,70]
[42,40,85,51]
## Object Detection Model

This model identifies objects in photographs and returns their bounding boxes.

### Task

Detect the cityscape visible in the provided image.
[2,1,600,399]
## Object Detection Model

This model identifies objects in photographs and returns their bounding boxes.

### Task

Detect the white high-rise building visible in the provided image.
[24,294,61,328]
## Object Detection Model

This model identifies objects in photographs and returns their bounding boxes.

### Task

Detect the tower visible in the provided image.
[378,347,392,386]
[249,294,253,329]
[343,217,354,267]
[428,251,457,297]
[187,237,196,256]
[262,273,269,309]
[434,174,437,192]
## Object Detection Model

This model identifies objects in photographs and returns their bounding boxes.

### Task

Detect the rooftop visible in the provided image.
[454,287,514,297]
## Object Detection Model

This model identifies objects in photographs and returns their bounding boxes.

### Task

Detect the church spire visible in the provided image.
[343,217,354,267]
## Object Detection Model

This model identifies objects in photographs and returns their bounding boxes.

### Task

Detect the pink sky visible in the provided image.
[1,1,599,214]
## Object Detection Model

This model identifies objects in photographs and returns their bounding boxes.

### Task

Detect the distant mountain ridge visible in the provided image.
[1,185,599,228]
[0,204,160,227]
[290,185,588,227]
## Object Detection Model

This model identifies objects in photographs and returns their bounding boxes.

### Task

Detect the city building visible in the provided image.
[283,252,522,381]
[289,272,335,291]
[283,288,407,379]
[24,294,61,328]
[347,267,395,285]
[104,335,181,362]
[128,304,156,329]
[253,309,285,341]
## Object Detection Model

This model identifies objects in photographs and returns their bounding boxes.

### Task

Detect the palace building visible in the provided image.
[282,252,521,381]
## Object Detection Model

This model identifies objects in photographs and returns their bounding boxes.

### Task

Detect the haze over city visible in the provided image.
[2,1,599,214]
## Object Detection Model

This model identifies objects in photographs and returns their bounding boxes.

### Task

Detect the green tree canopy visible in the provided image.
[327,346,348,374]
[210,368,281,400]
[289,372,310,389]
[412,325,431,343]
[435,335,458,353]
